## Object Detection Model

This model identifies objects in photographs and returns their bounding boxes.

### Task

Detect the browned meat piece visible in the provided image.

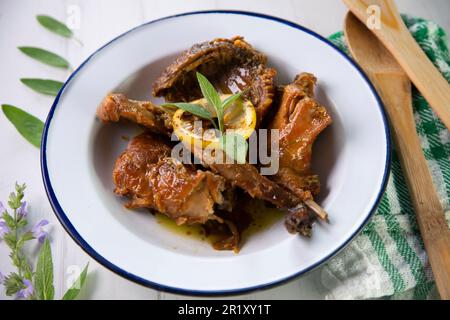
[271,168,320,200]
[269,73,332,223]
[97,93,173,136]
[285,203,314,236]
[97,94,303,209]
[270,73,317,137]
[99,93,315,235]
[153,36,276,123]
[113,133,228,225]
[210,162,302,208]
[193,146,301,207]
[274,94,332,199]
[192,146,314,235]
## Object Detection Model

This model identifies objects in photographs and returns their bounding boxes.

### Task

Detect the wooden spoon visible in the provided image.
[343,0,450,130]
[344,12,450,299]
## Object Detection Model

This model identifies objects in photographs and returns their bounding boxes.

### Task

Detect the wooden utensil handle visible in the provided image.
[373,73,450,299]
[343,0,450,130]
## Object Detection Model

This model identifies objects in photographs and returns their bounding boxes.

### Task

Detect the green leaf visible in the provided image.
[196,72,224,132]
[2,212,14,228]
[17,231,33,248]
[16,254,33,282]
[20,78,63,96]
[2,104,44,148]
[222,92,244,110]
[4,273,23,296]
[219,133,248,164]
[161,103,213,120]
[9,183,26,209]
[2,232,15,248]
[36,15,73,38]
[16,218,28,229]
[18,47,69,68]
[62,264,89,300]
[15,182,26,195]
[34,238,55,300]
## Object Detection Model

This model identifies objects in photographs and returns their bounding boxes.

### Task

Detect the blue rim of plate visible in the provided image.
[41,10,391,296]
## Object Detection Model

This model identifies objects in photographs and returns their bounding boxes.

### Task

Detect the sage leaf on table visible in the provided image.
[34,238,55,300]
[219,132,248,164]
[1,104,44,148]
[36,15,73,38]
[62,263,89,300]
[18,47,69,68]
[20,78,63,96]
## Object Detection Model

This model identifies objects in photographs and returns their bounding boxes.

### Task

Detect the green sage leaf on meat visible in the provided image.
[196,72,224,132]
[161,103,213,120]
[222,91,246,110]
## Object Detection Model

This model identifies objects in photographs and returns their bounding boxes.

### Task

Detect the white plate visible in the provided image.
[41,11,390,295]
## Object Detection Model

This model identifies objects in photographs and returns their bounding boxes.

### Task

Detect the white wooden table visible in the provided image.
[1,0,448,300]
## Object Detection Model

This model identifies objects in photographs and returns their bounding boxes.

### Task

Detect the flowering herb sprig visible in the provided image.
[0,183,88,300]
[162,72,249,163]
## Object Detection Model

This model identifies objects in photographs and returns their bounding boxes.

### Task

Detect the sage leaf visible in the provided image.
[196,72,224,132]
[161,103,213,120]
[20,78,63,96]
[220,133,248,164]
[222,92,244,110]
[34,238,55,300]
[18,47,69,68]
[62,263,89,300]
[37,15,73,38]
[2,104,44,148]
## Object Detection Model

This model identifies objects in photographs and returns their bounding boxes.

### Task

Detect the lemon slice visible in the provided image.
[172,94,256,148]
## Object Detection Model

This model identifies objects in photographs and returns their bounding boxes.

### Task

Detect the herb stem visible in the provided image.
[217,112,224,133]
[13,208,21,277]
[72,36,84,46]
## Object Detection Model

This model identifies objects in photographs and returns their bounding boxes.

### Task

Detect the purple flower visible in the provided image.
[16,279,33,299]
[31,219,49,243]
[0,271,4,284]
[0,218,10,239]
[17,201,27,219]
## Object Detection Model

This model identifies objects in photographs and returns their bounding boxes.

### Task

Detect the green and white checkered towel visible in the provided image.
[317,15,450,300]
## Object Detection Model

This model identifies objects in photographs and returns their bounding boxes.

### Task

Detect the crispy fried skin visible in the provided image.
[96,94,173,135]
[113,133,227,225]
[152,36,276,123]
